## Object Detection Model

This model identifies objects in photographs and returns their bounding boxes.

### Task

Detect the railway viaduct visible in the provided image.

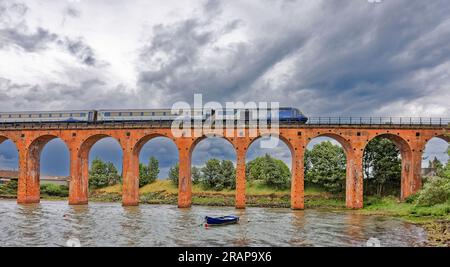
[0,118,449,209]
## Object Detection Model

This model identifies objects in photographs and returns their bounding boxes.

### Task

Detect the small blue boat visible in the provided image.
[205,215,239,226]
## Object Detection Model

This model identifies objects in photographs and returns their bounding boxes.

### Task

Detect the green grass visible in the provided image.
[92,180,346,208]
[360,196,450,223]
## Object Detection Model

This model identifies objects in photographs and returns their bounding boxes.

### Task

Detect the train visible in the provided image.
[0,107,308,124]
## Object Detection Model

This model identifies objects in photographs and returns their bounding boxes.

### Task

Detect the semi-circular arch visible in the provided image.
[71,134,124,205]
[363,133,413,200]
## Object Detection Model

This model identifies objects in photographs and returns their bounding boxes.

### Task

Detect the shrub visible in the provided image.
[247,154,291,190]
[168,163,179,186]
[89,158,121,189]
[415,176,450,207]
[0,179,18,195]
[139,157,159,187]
[305,142,346,194]
[405,194,419,204]
[201,159,236,191]
[40,184,69,197]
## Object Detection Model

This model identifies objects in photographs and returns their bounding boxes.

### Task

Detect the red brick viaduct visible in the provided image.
[0,122,448,209]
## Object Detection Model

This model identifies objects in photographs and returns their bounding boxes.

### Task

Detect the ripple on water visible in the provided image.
[0,200,428,247]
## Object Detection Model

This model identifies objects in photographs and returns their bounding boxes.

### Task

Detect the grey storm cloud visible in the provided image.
[0,78,134,111]
[137,0,450,116]
[0,1,99,66]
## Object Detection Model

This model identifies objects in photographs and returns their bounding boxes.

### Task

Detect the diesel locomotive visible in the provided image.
[0,107,308,123]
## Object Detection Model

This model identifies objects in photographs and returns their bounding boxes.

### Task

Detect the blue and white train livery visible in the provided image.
[0,107,308,124]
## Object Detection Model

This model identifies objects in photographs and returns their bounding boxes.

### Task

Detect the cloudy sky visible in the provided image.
[0,0,449,177]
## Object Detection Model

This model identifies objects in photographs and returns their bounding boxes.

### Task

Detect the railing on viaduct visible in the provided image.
[0,117,449,210]
[306,117,450,126]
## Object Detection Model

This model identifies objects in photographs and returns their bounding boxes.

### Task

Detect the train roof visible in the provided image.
[0,110,95,114]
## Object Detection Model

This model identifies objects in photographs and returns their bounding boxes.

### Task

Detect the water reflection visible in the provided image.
[0,200,427,247]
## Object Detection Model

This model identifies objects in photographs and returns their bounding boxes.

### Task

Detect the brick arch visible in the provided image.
[72,134,124,205]
[305,133,353,155]
[28,134,71,154]
[304,133,361,209]
[188,135,237,156]
[434,134,450,143]
[364,133,413,200]
[133,133,178,157]
[365,133,412,155]
[17,134,71,204]
[120,133,180,207]
[0,134,19,146]
[0,134,19,167]
[244,133,300,209]
[246,133,295,156]
[421,135,449,174]
[79,134,124,156]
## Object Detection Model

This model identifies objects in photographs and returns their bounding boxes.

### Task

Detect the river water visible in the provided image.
[0,200,427,247]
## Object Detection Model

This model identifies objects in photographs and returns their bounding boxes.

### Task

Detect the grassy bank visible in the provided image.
[359,196,450,246]
[90,180,346,208]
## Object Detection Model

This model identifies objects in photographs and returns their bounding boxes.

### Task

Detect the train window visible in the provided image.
[105,112,111,117]
[118,112,122,116]
[49,114,52,117]
[152,112,155,116]
[62,113,70,117]
[31,114,39,118]
[163,112,166,116]
[141,112,144,116]
[29,114,32,118]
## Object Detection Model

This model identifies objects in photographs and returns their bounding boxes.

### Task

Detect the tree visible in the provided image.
[363,138,401,196]
[168,163,179,185]
[220,160,236,190]
[444,147,450,179]
[201,159,224,190]
[168,164,202,186]
[305,141,346,194]
[201,159,236,190]
[428,157,444,177]
[246,154,291,189]
[139,157,159,187]
[192,166,202,185]
[89,158,121,189]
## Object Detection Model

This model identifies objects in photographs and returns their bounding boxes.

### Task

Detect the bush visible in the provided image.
[305,141,346,194]
[168,163,179,185]
[247,154,291,190]
[201,159,236,191]
[405,194,418,204]
[0,179,18,195]
[40,184,69,197]
[139,157,159,187]
[89,158,121,189]
[415,176,450,207]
